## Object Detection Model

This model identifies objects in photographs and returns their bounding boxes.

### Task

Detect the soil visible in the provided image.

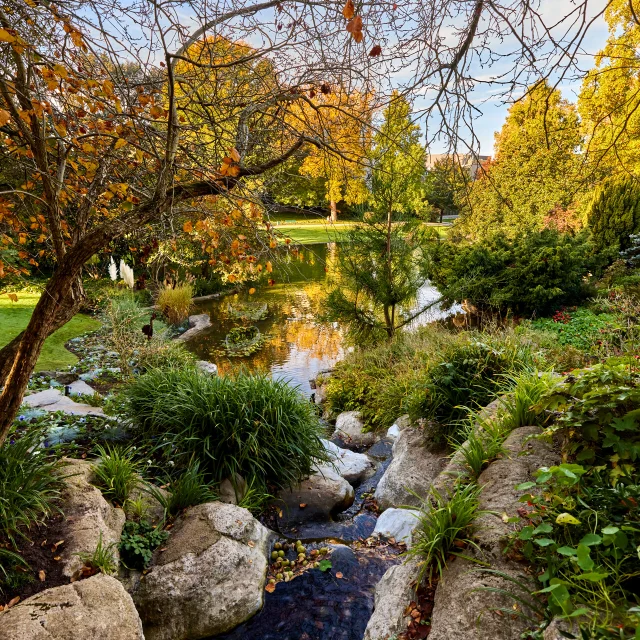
[402,579,438,639]
[1,513,70,607]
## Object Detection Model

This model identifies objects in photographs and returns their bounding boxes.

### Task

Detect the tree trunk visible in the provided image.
[0,287,83,387]
[330,199,338,222]
[0,275,84,445]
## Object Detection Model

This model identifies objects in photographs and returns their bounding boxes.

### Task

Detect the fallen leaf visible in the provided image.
[7,293,18,302]
[38,570,46,582]
[299,503,307,509]
[53,556,61,561]
[265,582,276,593]
[248,288,256,295]
[51,539,65,552]
[247,540,255,548]
[7,596,20,608]
[335,571,343,579]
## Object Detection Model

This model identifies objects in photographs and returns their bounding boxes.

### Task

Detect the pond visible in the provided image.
[186,243,456,395]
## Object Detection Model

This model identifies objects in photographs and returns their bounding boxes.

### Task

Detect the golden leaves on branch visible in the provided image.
[219,147,242,177]
[346,15,364,43]
[0,109,9,127]
[369,44,382,57]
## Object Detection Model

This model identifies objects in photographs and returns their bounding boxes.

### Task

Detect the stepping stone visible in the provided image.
[23,388,104,417]
[67,379,99,396]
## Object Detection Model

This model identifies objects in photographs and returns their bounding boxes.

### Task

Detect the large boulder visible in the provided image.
[373,507,421,547]
[56,458,125,578]
[332,411,377,446]
[132,501,273,640]
[0,574,144,640]
[374,427,446,510]
[427,426,559,640]
[322,439,374,484]
[276,463,355,524]
[363,557,420,640]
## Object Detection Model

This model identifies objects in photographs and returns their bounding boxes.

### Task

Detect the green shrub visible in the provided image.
[425,229,598,316]
[0,431,62,547]
[118,520,168,570]
[122,369,327,490]
[157,283,193,326]
[92,445,140,506]
[408,483,482,585]
[408,337,532,440]
[538,364,640,483]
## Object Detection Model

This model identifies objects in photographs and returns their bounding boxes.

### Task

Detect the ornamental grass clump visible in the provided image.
[122,368,328,491]
[157,283,193,326]
[0,430,62,548]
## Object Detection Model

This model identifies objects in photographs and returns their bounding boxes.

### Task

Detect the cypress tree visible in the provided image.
[588,177,640,251]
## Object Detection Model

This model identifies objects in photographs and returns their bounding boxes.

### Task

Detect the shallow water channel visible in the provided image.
[214,438,400,640]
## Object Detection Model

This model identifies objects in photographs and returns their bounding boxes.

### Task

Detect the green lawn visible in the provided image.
[277,221,450,245]
[277,222,355,244]
[0,292,101,371]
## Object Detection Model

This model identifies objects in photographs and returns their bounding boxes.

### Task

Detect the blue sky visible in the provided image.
[425,0,611,155]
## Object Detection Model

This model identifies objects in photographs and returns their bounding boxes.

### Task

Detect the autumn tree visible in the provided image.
[458,81,583,238]
[578,0,640,178]
[297,90,371,221]
[0,0,613,440]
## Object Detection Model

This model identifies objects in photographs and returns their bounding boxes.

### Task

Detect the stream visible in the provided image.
[215,437,400,640]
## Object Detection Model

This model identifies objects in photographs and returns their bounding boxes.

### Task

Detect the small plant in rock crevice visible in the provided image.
[76,532,118,576]
[91,444,140,506]
[407,483,483,585]
[118,520,168,570]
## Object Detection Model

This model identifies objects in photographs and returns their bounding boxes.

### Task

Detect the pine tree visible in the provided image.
[588,177,640,251]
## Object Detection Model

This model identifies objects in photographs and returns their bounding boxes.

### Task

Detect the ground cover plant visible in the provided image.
[509,363,640,637]
[121,368,328,493]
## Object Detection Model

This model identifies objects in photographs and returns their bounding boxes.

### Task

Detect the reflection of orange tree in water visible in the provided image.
[215,280,342,375]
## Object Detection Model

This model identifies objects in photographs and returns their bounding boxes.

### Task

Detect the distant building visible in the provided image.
[425,153,491,179]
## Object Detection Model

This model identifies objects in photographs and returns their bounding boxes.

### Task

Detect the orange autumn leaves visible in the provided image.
[342,0,381,57]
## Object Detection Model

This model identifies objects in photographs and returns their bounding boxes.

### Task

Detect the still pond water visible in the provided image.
[186,243,455,394]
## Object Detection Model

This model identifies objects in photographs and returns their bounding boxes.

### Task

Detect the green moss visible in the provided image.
[0,292,100,371]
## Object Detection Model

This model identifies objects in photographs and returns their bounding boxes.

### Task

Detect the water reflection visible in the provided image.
[186,243,454,396]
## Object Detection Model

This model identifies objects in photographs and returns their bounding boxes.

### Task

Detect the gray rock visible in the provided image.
[363,557,420,640]
[23,388,105,417]
[54,372,78,385]
[175,313,211,342]
[68,379,99,397]
[0,574,144,640]
[126,482,168,524]
[544,618,579,639]
[56,458,125,578]
[276,463,354,524]
[322,439,374,484]
[386,424,401,439]
[196,360,218,375]
[373,508,421,547]
[132,501,273,640]
[218,473,247,505]
[374,427,446,510]
[427,426,559,640]
[332,410,377,446]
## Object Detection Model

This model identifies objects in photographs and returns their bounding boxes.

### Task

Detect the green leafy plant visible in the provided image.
[407,483,483,584]
[498,369,555,430]
[409,338,532,440]
[77,532,117,575]
[166,460,216,516]
[0,430,62,547]
[118,520,168,570]
[538,364,640,483]
[451,417,508,480]
[92,444,140,506]
[122,368,328,491]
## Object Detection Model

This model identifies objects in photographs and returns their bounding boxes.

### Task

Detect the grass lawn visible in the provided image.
[0,292,101,371]
[277,220,450,245]
[277,223,355,244]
